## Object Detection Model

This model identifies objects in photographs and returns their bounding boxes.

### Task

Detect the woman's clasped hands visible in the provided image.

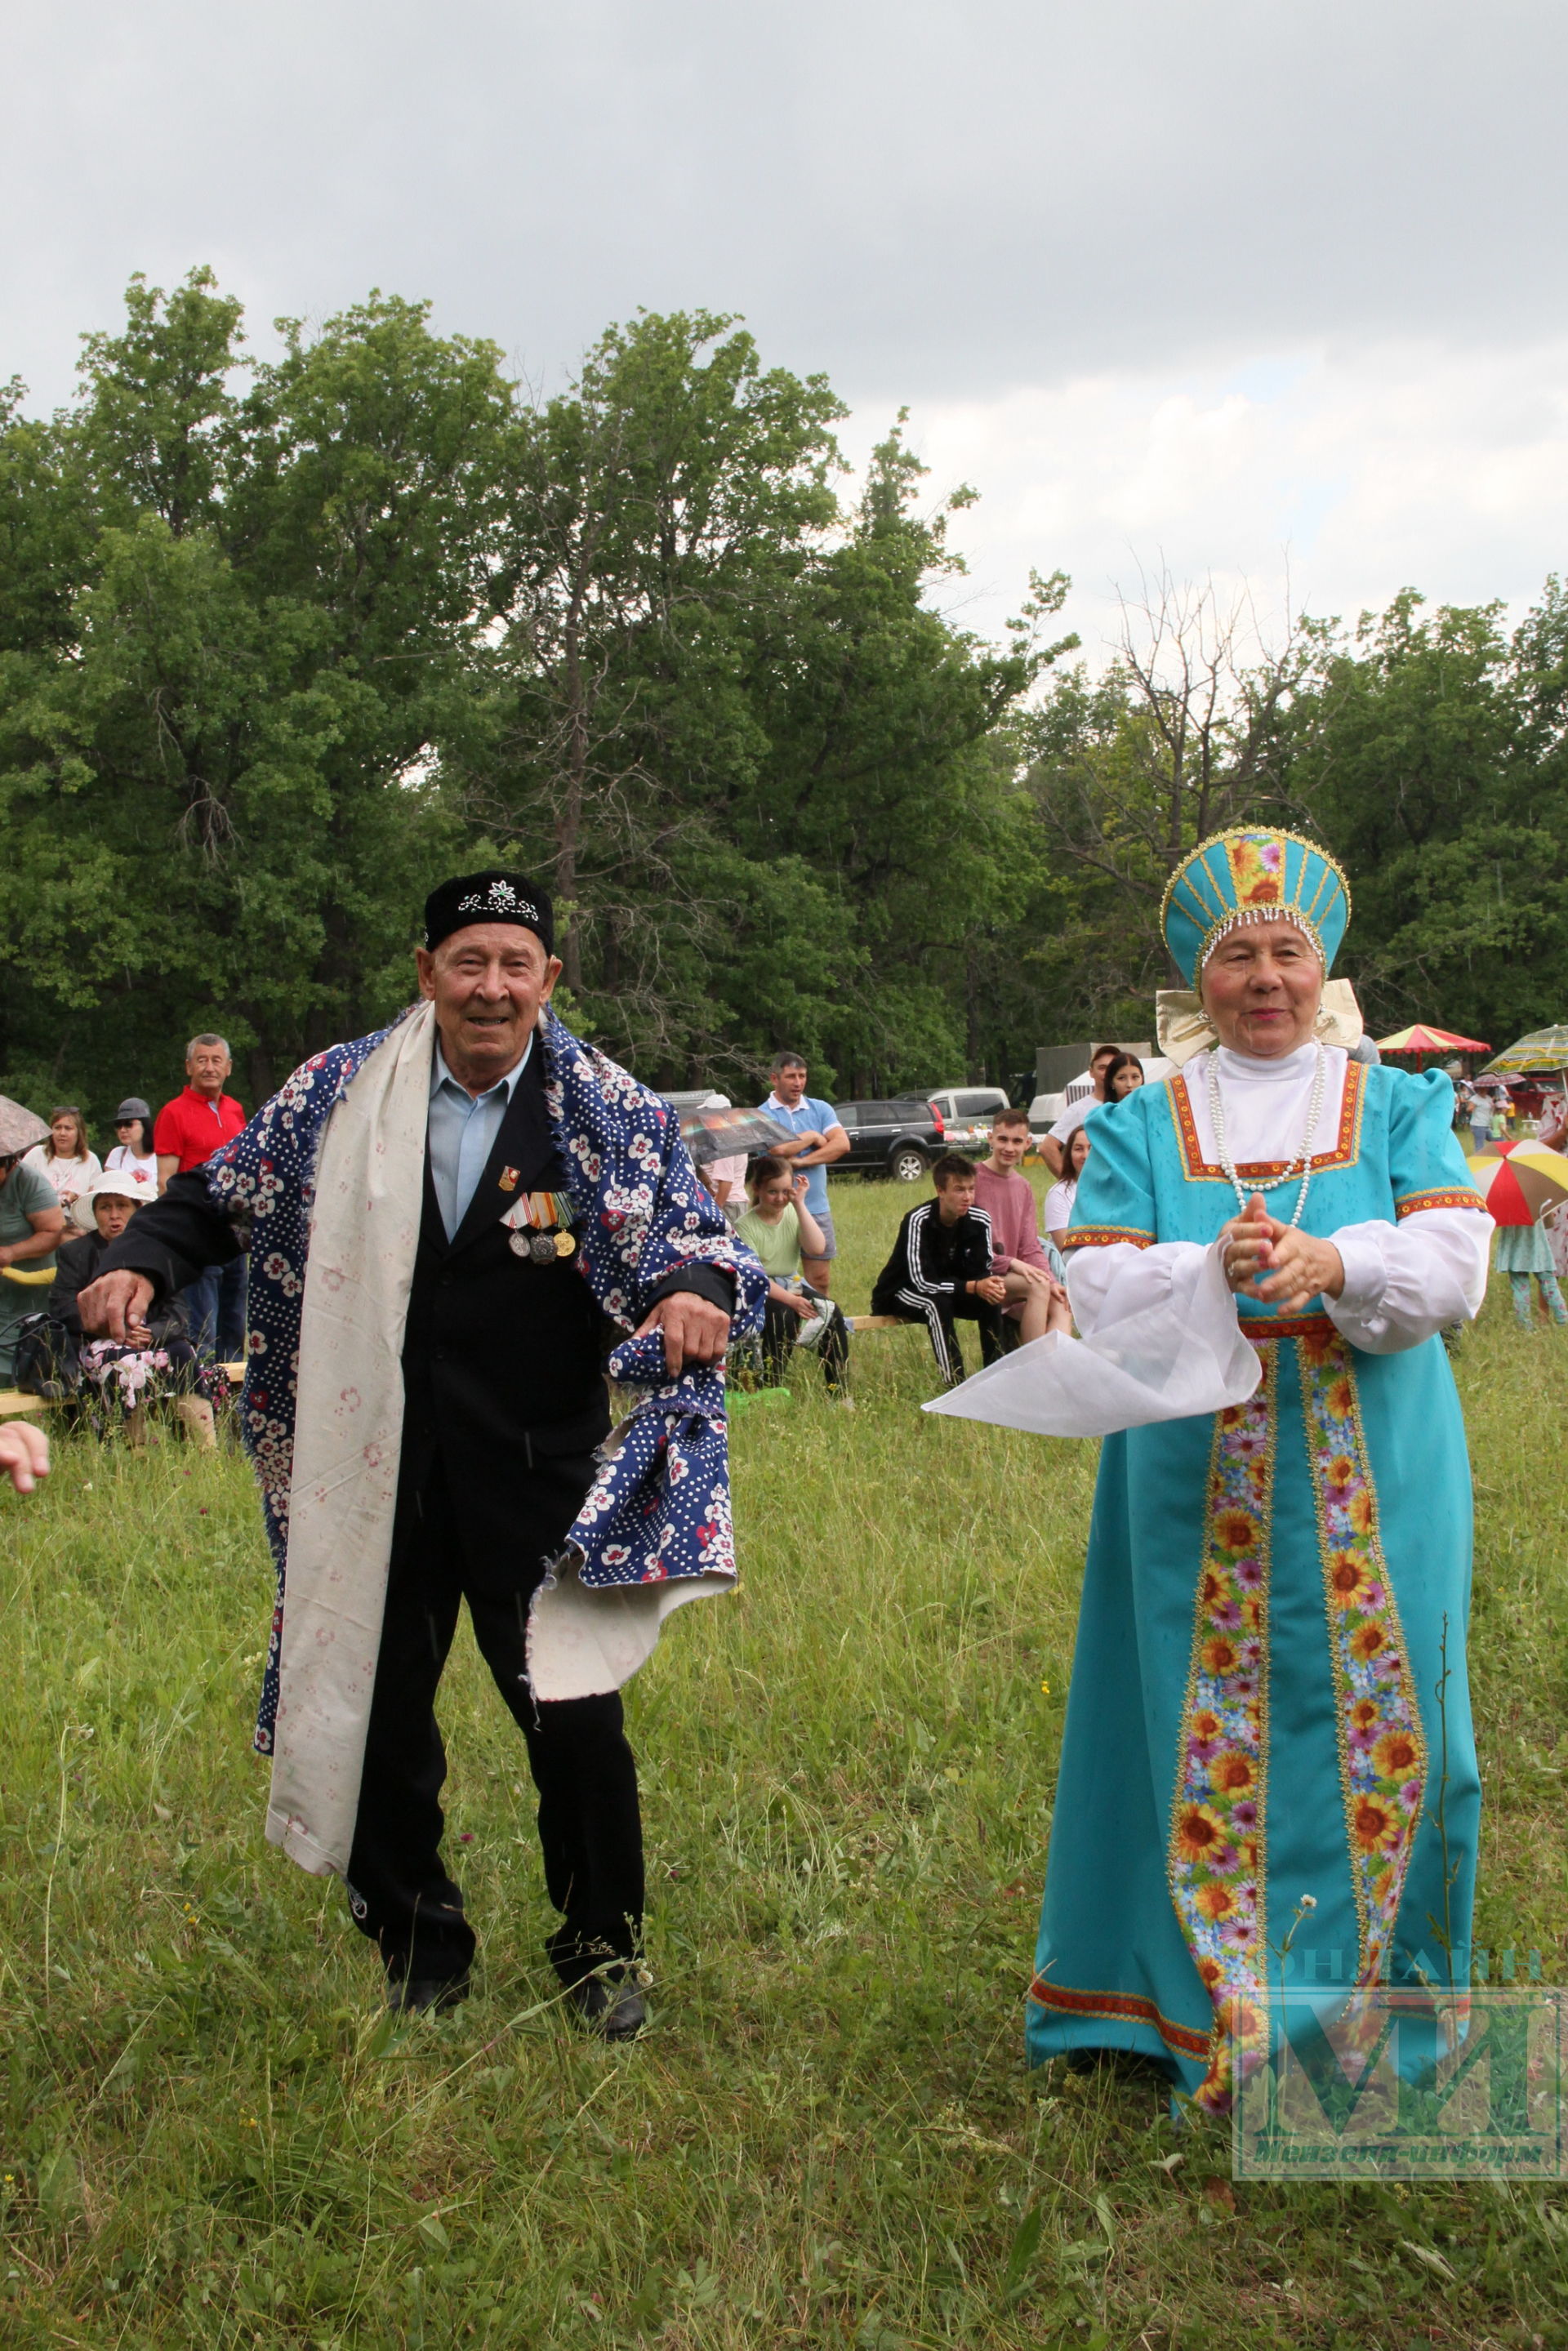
[1219,1191,1345,1316]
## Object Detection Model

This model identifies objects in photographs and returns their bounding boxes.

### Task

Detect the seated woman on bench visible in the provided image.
[736,1155,852,1400]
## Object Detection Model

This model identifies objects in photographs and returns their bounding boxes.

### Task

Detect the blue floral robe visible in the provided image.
[200,1004,767,1753]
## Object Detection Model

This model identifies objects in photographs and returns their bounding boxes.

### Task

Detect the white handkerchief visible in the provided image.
[922,1243,1261,1439]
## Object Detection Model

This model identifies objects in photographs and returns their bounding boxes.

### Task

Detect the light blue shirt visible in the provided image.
[758,1092,841,1219]
[427,1036,532,1240]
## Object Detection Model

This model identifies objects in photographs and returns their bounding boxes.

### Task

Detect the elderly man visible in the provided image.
[154,1034,248,1359]
[83,873,766,2034]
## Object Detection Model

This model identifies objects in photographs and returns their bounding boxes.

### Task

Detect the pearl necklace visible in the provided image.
[1205,1042,1329,1227]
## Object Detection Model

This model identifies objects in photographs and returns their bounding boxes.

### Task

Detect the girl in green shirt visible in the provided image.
[737,1155,850,1398]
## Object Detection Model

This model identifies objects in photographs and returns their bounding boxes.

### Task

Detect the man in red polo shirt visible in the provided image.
[154,1033,248,1358]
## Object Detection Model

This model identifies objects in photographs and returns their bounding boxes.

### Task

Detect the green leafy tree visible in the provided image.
[740,420,1076,1090]
[455,308,852,1076]
[1289,588,1568,1040]
[0,271,512,1112]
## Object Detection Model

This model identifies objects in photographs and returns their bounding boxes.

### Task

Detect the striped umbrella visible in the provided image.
[1482,1025,1568,1076]
[1465,1140,1568,1227]
[0,1096,49,1160]
[677,1104,792,1166]
[1376,1023,1490,1054]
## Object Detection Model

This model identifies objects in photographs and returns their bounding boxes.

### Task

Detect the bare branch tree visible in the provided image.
[1029,565,1321,943]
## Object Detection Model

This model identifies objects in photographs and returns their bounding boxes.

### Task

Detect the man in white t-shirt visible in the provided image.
[1040,1044,1119,1178]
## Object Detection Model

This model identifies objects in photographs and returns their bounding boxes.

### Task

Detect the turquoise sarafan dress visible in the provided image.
[1027,1060,1488,2112]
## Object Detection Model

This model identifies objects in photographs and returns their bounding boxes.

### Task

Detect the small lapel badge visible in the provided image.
[498,1166,519,1193]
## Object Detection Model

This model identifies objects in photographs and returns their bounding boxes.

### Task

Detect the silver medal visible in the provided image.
[509,1230,532,1258]
[528,1232,557,1264]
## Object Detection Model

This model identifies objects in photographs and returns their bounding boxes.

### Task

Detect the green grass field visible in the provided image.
[3,1173,1567,2349]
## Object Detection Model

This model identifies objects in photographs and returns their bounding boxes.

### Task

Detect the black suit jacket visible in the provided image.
[103,1036,732,1585]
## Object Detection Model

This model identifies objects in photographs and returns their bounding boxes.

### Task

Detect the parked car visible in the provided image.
[835,1098,948,1182]
[926,1084,1011,1151]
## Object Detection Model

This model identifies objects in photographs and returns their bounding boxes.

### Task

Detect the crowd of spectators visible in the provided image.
[0,1035,248,1434]
[733,1059,1076,1396]
[33,1019,1448,1418]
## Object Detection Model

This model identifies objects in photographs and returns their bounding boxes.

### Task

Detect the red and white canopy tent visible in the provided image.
[1376,1024,1490,1055]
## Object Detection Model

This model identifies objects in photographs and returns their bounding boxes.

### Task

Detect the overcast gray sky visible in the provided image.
[7,0,1566,651]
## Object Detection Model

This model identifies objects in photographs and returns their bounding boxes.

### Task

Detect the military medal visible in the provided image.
[500,1185,577,1264]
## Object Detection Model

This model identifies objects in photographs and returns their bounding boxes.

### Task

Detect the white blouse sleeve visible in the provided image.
[1326,1208,1490,1354]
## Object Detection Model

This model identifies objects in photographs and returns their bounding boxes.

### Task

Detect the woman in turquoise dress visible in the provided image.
[1027,829,1490,2113]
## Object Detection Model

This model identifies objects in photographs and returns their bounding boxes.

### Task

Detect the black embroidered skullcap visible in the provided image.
[423,870,555,956]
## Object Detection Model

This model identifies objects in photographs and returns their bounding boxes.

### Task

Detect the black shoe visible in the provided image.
[564,1973,647,2042]
[386,1970,470,2016]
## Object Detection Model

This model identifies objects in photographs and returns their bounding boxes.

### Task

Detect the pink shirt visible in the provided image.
[972,1161,1049,1276]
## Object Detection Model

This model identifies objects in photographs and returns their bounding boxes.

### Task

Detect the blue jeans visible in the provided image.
[183,1254,249,1360]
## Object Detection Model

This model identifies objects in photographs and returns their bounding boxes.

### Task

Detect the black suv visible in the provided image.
[835,1098,948,1182]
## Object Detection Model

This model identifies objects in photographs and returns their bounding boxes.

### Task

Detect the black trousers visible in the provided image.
[345,1453,644,1987]
[884,1289,1004,1386]
[761,1293,850,1391]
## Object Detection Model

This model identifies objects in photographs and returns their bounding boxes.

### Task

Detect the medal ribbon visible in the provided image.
[500,1190,577,1232]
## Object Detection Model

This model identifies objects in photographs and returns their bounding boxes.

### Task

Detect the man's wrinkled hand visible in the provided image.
[78,1270,155,1342]
[0,1420,49,1494]
[634,1293,732,1375]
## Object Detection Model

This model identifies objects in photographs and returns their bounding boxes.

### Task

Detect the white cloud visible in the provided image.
[6,2,1566,676]
[862,340,1568,661]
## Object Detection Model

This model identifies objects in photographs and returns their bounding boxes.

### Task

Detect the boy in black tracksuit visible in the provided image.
[871,1152,1007,1386]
